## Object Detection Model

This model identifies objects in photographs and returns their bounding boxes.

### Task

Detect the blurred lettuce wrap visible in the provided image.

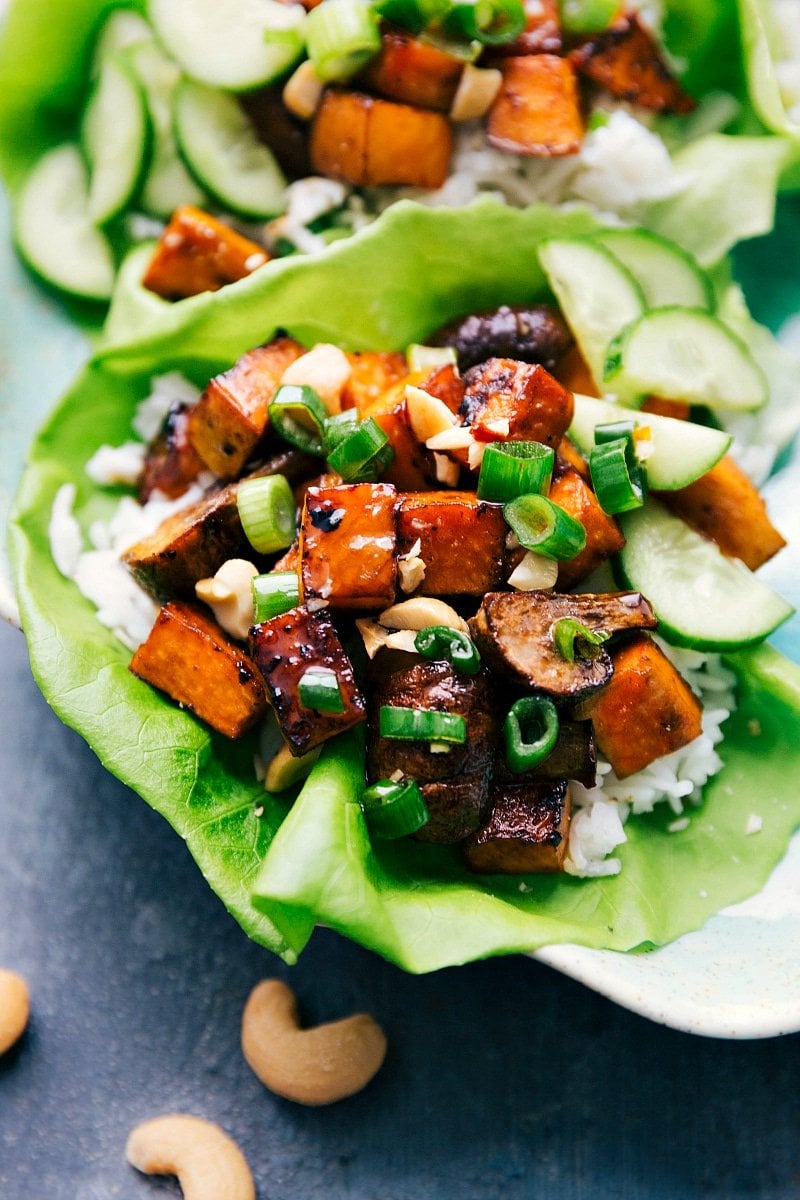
[9,201,800,971]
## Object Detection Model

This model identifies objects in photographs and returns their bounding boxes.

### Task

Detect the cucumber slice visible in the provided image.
[127,40,206,219]
[173,79,286,219]
[604,307,769,412]
[147,0,306,91]
[569,393,731,490]
[538,238,645,394]
[15,144,115,302]
[616,501,794,650]
[82,55,150,225]
[90,8,154,73]
[593,229,714,312]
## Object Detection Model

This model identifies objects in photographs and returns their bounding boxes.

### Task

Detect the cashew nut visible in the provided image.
[281,344,353,414]
[125,1115,255,1200]
[0,970,29,1055]
[405,384,458,443]
[195,559,259,641]
[378,596,469,635]
[241,979,387,1106]
[450,64,503,122]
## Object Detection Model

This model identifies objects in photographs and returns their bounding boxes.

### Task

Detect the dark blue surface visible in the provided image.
[2,618,800,1199]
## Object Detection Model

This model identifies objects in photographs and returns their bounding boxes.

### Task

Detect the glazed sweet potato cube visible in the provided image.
[142,206,269,301]
[397,492,506,596]
[364,381,435,491]
[487,56,583,157]
[419,361,466,415]
[660,455,786,571]
[249,605,366,755]
[464,780,571,874]
[579,633,703,778]
[554,344,599,397]
[310,90,452,188]
[490,0,562,56]
[549,463,625,588]
[358,30,464,111]
[341,351,409,414]
[556,436,589,480]
[461,358,574,447]
[300,482,399,609]
[130,601,267,738]
[570,12,697,113]
[139,402,206,502]
[188,336,306,478]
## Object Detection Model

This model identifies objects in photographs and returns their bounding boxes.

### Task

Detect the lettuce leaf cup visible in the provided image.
[9,200,800,972]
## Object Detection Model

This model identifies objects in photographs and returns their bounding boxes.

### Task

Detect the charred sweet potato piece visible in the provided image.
[139,402,206,503]
[556,437,589,479]
[367,660,498,843]
[341,351,409,414]
[549,463,625,588]
[300,482,398,609]
[487,56,583,157]
[578,633,703,777]
[464,780,571,874]
[364,381,436,491]
[358,30,464,111]
[494,720,596,788]
[130,601,267,738]
[554,344,599,397]
[570,12,696,113]
[397,492,507,596]
[188,336,306,478]
[470,590,657,699]
[461,358,574,446]
[431,304,573,373]
[310,90,452,187]
[249,605,366,755]
[489,0,562,56]
[660,455,786,571]
[419,361,466,415]
[142,206,269,301]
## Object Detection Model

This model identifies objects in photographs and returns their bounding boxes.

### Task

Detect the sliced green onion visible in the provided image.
[504,493,587,561]
[477,441,554,503]
[305,0,381,81]
[379,705,467,744]
[360,777,429,838]
[504,695,559,775]
[442,0,525,45]
[237,474,296,555]
[594,420,636,447]
[552,617,610,664]
[406,343,458,372]
[298,666,345,713]
[322,409,359,456]
[326,416,394,482]
[269,384,327,455]
[589,437,647,515]
[560,0,619,34]
[414,625,481,675]
[252,571,300,622]
[374,0,449,33]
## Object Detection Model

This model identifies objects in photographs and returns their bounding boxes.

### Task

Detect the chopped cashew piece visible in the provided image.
[378,596,469,634]
[282,60,324,120]
[281,343,353,414]
[432,452,460,487]
[405,384,458,444]
[507,550,559,591]
[126,1115,255,1200]
[265,743,321,792]
[398,553,427,593]
[356,617,391,659]
[0,970,29,1055]
[195,559,259,641]
[450,64,503,121]
[241,979,387,1106]
[385,629,420,653]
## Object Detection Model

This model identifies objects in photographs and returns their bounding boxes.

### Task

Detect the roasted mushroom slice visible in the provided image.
[469,590,657,699]
[430,304,573,372]
[494,719,596,788]
[464,780,571,874]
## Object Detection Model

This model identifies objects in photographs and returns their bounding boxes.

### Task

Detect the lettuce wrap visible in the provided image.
[10,201,800,971]
[0,0,795,325]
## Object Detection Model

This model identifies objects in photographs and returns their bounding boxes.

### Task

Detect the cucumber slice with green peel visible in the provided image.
[616,501,794,651]
[569,393,731,491]
[592,229,715,312]
[127,40,206,219]
[538,238,645,394]
[173,80,286,219]
[90,8,154,73]
[15,145,115,302]
[604,307,769,412]
[147,0,306,91]
[82,55,150,225]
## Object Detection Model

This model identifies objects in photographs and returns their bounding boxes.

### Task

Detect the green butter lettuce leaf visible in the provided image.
[10,200,800,970]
